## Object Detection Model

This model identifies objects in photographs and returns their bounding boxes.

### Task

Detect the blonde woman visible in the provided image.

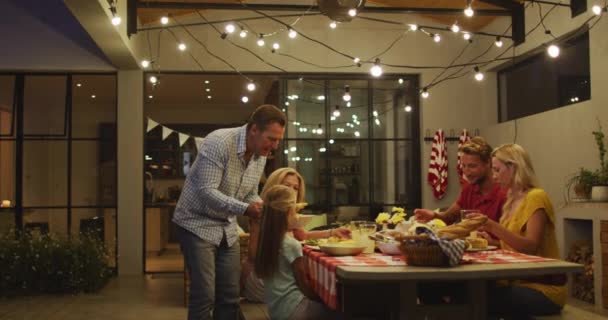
[473,144,564,317]
[240,168,350,303]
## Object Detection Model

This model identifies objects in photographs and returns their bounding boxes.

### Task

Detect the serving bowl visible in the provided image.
[319,244,366,256]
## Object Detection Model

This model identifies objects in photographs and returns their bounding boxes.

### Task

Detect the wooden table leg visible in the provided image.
[399,281,418,320]
[468,280,487,320]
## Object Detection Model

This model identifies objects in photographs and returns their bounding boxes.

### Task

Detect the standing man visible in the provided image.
[415,136,506,224]
[173,104,286,320]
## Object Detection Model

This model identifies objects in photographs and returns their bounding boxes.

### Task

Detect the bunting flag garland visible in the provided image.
[162,126,173,140]
[178,132,189,147]
[146,118,206,150]
[457,129,472,185]
[427,129,448,200]
[147,119,159,132]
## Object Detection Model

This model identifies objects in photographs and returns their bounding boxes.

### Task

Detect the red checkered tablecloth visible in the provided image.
[303,246,558,310]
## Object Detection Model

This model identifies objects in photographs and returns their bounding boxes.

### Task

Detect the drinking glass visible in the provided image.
[358,222,377,254]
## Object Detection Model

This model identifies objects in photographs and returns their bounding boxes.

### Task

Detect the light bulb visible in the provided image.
[409,24,418,31]
[319,147,326,152]
[398,78,404,84]
[160,16,169,25]
[141,60,150,68]
[421,89,429,99]
[239,30,247,38]
[495,37,503,47]
[272,43,280,50]
[370,60,383,77]
[149,76,158,84]
[241,96,249,103]
[330,21,337,29]
[257,39,265,46]
[330,116,336,121]
[111,15,121,26]
[317,95,325,100]
[148,95,153,99]
[76,83,82,87]
[354,131,360,137]
[288,29,297,38]
[353,57,360,64]
[547,44,560,58]
[592,5,602,15]
[405,105,412,112]
[348,9,357,17]
[373,110,378,117]
[451,24,460,33]
[333,109,341,117]
[474,70,484,81]
[463,32,472,40]
[329,139,334,144]
[433,34,441,43]
[225,24,235,34]
[204,80,210,84]
[178,43,187,51]
[464,6,474,17]
[346,102,351,107]
[375,119,380,126]
[343,93,351,101]
[290,146,297,152]
[91,94,96,99]
[247,82,256,91]
[207,95,212,99]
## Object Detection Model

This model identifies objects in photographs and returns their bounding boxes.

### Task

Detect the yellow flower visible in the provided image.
[391,206,406,214]
[375,212,391,224]
[390,213,406,224]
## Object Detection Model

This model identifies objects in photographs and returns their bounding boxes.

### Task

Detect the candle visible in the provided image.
[1,200,10,207]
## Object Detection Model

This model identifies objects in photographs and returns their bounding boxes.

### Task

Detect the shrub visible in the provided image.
[0,230,113,296]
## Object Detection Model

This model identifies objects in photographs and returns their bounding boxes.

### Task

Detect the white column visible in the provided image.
[117,70,143,275]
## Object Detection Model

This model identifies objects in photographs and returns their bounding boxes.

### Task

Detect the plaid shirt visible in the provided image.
[173,124,265,247]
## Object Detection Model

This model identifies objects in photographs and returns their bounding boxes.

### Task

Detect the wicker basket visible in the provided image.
[399,234,450,267]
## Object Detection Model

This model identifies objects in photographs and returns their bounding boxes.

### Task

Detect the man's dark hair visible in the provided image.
[247,105,286,131]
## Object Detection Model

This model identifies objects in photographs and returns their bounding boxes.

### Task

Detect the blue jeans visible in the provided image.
[488,285,562,318]
[178,226,240,320]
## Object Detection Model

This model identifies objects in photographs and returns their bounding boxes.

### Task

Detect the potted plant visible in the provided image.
[567,120,608,202]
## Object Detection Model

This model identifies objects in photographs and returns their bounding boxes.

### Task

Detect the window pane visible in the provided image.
[372,141,417,206]
[329,80,368,140]
[72,75,117,138]
[23,209,67,237]
[280,140,328,210]
[372,79,417,139]
[328,140,369,205]
[24,76,67,136]
[0,211,15,234]
[285,80,325,139]
[0,141,15,206]
[0,75,15,136]
[72,141,116,206]
[23,141,67,207]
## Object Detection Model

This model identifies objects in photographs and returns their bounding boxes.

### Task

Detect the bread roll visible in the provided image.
[436,215,488,240]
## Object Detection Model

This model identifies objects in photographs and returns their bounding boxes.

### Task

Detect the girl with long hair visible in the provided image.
[474,144,564,317]
[254,185,336,320]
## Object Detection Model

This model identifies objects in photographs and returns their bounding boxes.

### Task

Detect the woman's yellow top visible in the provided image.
[499,188,566,307]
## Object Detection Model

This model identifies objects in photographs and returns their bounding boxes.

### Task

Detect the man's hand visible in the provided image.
[332,227,351,240]
[245,201,263,219]
[414,208,436,222]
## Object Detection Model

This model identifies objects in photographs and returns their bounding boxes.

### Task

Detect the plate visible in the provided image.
[319,244,366,256]
[466,245,498,252]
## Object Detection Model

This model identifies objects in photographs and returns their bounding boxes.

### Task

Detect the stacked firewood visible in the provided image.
[567,241,594,304]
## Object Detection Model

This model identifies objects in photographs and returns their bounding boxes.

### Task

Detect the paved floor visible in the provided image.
[1,274,607,320]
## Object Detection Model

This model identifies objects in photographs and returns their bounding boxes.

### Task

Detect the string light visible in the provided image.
[76,83,82,87]
[149,76,158,84]
[375,118,381,126]
[330,21,337,29]
[433,34,441,43]
[547,44,560,58]
[592,5,603,15]
[317,95,325,100]
[247,82,256,91]
[342,85,351,101]
[204,80,210,84]
[178,43,187,51]
[316,124,323,135]
[241,96,249,103]
[290,146,297,152]
[495,36,503,47]
[333,105,341,117]
[373,110,379,117]
[141,60,150,68]
[288,29,297,38]
[398,78,404,84]
[272,43,280,50]
[409,24,418,31]
[329,139,334,144]
[421,88,429,99]
[205,88,211,92]
[370,58,383,77]
[111,15,121,26]
[353,57,360,64]
[330,116,336,121]
[91,94,96,99]
[109,1,121,26]
[160,16,169,25]
[451,23,460,33]
[348,9,357,17]
[463,32,472,41]
[404,104,412,112]
[257,34,265,47]
[225,24,235,34]
[474,66,484,81]
[148,95,153,99]
[207,95,212,99]
[354,131,360,137]
[346,102,351,107]
[464,6,474,17]
[319,147,327,152]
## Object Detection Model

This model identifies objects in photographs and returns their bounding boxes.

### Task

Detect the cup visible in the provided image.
[358,222,377,254]
[460,209,480,222]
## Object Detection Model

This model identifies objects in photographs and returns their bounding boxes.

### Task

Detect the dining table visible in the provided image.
[303,246,583,320]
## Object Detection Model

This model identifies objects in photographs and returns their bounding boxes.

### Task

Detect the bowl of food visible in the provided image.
[319,241,366,256]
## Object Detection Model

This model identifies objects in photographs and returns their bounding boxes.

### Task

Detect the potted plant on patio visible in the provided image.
[566,119,608,202]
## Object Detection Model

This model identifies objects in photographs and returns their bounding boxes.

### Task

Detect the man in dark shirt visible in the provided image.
[415,136,506,224]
